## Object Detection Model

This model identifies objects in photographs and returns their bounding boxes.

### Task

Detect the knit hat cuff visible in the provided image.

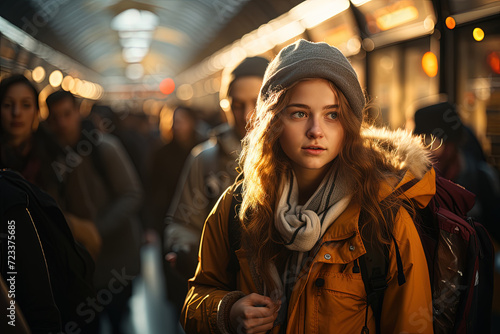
[260,57,365,119]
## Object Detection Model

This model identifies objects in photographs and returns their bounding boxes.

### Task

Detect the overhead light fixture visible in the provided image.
[111,9,159,66]
[122,48,149,63]
[32,66,45,83]
[111,9,159,31]
[294,0,350,29]
[126,64,144,80]
[376,5,419,31]
[49,70,63,87]
[350,0,371,6]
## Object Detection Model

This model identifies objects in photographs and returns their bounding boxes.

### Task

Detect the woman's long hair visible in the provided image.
[238,79,411,296]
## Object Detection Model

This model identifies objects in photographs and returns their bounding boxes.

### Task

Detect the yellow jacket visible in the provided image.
[182,128,436,334]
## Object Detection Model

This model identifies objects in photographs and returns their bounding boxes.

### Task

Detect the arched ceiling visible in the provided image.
[0,0,302,88]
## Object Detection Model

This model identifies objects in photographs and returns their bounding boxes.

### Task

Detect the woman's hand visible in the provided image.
[229,293,280,334]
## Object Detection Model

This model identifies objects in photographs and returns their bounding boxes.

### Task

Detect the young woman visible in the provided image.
[0,74,62,189]
[181,40,435,334]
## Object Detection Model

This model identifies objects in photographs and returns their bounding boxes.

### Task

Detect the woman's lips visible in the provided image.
[302,146,326,155]
[10,121,24,128]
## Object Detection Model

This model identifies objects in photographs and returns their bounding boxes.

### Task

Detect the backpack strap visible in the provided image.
[359,241,389,334]
[358,178,417,333]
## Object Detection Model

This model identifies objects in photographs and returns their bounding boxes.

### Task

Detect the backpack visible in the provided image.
[227,174,495,334]
[360,175,495,334]
[0,169,96,332]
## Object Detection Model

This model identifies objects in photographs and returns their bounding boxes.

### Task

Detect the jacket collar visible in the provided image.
[320,167,436,243]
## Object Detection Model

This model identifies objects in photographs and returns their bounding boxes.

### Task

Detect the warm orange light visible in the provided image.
[445,17,456,29]
[61,76,74,91]
[160,78,175,95]
[488,52,500,75]
[473,28,484,41]
[422,52,438,78]
[375,5,418,31]
[32,66,46,83]
[219,98,230,111]
[49,70,63,87]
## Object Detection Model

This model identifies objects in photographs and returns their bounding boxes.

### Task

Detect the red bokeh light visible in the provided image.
[488,52,500,75]
[160,78,175,95]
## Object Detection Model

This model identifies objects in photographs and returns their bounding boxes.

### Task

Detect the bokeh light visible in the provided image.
[219,98,230,111]
[72,78,83,95]
[473,28,484,41]
[445,17,456,30]
[61,76,75,91]
[32,66,46,83]
[126,63,144,80]
[160,78,175,95]
[488,52,500,75]
[176,84,194,101]
[23,69,32,81]
[422,51,438,77]
[362,38,375,52]
[49,70,63,87]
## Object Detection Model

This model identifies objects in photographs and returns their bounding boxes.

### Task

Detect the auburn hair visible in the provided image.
[238,79,410,297]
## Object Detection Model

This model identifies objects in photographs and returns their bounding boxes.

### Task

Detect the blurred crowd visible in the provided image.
[1,52,500,333]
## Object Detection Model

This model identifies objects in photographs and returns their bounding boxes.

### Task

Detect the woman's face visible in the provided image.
[1,83,38,142]
[279,78,345,176]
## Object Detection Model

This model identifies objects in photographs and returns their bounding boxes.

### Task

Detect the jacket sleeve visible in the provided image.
[180,186,244,334]
[164,146,216,254]
[94,135,143,236]
[380,207,434,334]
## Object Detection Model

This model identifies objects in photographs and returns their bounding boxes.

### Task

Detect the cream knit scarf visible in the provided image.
[268,163,354,324]
[274,163,353,252]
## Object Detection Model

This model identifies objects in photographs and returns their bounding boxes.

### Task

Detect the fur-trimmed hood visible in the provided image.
[362,126,432,180]
[360,126,436,208]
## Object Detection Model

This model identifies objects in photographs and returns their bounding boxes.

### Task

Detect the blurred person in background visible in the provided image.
[89,106,159,186]
[163,56,268,316]
[0,74,61,191]
[1,74,97,334]
[414,102,500,332]
[45,90,143,334]
[146,105,202,237]
[413,102,500,242]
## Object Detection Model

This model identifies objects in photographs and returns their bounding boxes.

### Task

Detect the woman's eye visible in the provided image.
[327,112,339,120]
[23,104,32,108]
[291,111,306,119]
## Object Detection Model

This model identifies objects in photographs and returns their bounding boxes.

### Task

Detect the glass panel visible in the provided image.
[368,46,402,127]
[368,37,439,129]
[456,19,500,169]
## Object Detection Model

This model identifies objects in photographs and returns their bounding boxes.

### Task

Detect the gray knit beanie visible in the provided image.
[260,39,365,120]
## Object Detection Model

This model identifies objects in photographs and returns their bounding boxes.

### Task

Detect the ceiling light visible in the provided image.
[126,64,144,80]
[49,70,63,87]
[32,66,45,83]
[111,9,159,31]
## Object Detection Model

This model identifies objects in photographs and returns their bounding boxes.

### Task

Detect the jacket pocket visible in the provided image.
[311,268,372,334]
